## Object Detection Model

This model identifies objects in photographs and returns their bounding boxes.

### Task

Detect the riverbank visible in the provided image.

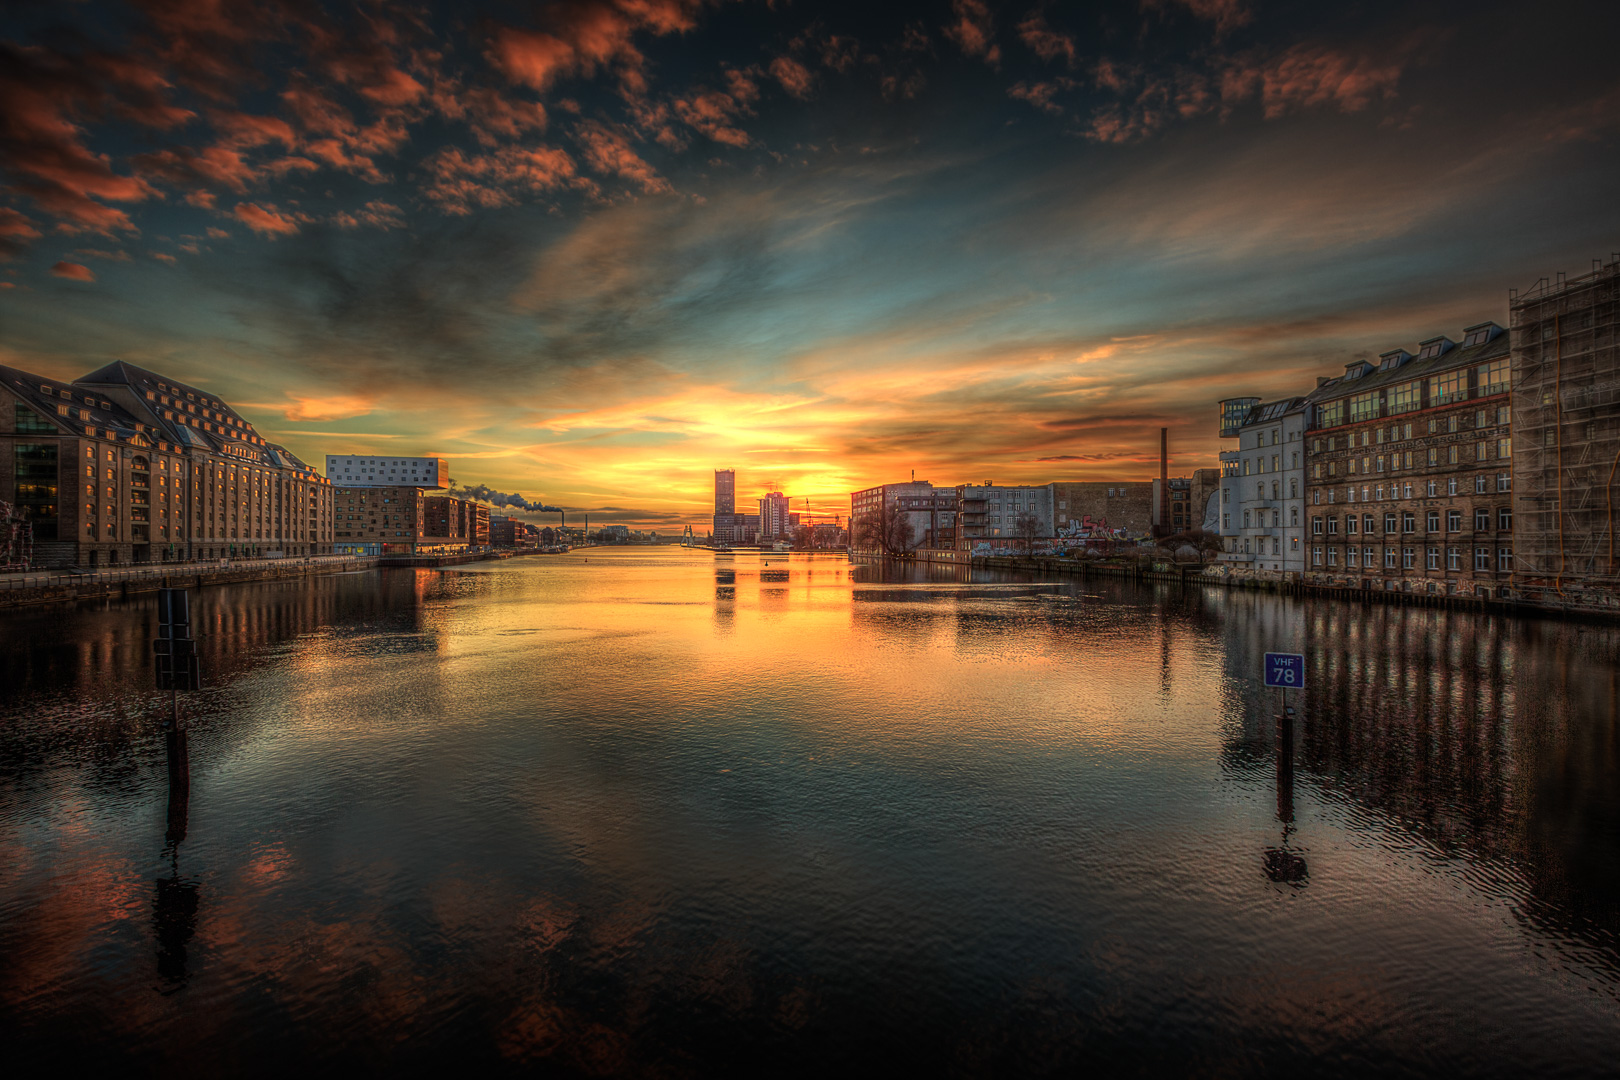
[0,555,380,609]
[876,548,1615,619]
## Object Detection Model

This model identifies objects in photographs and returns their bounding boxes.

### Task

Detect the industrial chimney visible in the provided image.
[1159,427,1169,537]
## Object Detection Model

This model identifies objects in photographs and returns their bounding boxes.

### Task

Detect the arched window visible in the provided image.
[1256,483,1264,500]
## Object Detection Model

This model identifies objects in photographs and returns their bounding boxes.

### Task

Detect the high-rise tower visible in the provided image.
[713,469,738,543]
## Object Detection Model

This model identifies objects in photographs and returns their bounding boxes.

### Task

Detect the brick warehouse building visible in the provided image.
[1,360,333,567]
[1302,322,1514,598]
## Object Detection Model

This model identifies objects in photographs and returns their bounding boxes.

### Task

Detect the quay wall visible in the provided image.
[896,549,1608,619]
[0,556,382,610]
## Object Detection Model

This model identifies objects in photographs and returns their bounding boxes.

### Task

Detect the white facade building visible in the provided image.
[325,455,449,488]
[1218,397,1308,576]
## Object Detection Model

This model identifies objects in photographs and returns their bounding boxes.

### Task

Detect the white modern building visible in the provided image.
[325,455,449,488]
[1218,397,1308,577]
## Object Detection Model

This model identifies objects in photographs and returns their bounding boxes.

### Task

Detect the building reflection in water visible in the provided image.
[2,552,1618,1073]
[1206,586,1619,964]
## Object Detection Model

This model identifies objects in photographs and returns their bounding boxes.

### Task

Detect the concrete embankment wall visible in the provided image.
[0,558,380,610]
[895,549,1597,619]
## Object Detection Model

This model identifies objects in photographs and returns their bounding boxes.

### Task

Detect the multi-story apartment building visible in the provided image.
[850,481,957,553]
[955,483,1051,551]
[489,515,519,547]
[758,491,793,541]
[1,359,333,567]
[1508,258,1620,609]
[1050,481,1154,537]
[333,485,427,555]
[1217,397,1308,577]
[324,455,448,488]
[423,495,491,547]
[1303,322,1514,598]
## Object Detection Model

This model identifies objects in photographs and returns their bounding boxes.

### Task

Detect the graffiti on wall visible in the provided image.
[1058,515,1126,538]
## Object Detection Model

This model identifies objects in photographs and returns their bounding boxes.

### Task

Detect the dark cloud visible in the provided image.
[1,0,1617,529]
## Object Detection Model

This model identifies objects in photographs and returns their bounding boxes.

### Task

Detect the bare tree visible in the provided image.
[1014,511,1041,557]
[857,504,919,557]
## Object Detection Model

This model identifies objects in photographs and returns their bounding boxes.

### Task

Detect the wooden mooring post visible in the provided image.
[154,588,199,844]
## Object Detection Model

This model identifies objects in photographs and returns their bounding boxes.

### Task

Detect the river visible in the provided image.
[1,549,1616,1075]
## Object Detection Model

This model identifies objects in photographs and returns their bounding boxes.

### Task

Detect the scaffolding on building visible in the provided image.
[1508,255,1620,600]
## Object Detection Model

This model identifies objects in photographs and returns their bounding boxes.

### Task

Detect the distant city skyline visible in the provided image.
[4,1,1619,528]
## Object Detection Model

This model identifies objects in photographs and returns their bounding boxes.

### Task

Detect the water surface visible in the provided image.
[1,549,1617,1075]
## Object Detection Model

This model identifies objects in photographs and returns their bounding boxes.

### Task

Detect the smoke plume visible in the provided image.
[451,484,563,513]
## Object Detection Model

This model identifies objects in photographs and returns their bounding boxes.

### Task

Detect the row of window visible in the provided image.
[1312,408,1510,452]
[1313,439,1511,478]
[1311,546,1514,571]
[1312,475,1512,503]
[1318,361,1508,427]
[1313,507,1512,535]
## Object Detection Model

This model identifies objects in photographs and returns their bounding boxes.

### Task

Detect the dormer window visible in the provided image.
[1462,322,1500,347]
[1416,337,1453,360]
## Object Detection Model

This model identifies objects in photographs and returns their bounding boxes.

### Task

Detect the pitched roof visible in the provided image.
[1,361,147,440]
[1305,324,1509,407]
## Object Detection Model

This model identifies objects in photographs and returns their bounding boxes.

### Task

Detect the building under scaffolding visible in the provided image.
[1509,256,1620,608]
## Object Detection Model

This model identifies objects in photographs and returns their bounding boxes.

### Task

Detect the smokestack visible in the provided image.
[1159,427,1169,535]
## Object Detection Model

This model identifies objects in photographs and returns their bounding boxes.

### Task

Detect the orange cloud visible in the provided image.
[488,1,700,99]
[50,260,95,281]
[770,56,814,100]
[1018,12,1076,67]
[280,393,376,421]
[234,202,300,236]
[944,0,1000,67]
[575,122,670,193]
[421,145,582,215]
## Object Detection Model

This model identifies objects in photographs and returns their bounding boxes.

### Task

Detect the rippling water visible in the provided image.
[1,549,1617,1075]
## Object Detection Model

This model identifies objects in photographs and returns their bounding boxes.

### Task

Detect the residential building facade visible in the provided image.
[758,491,793,541]
[423,495,490,547]
[955,483,1051,551]
[2,360,334,567]
[1218,397,1308,577]
[851,481,958,553]
[334,485,427,555]
[1303,322,1514,598]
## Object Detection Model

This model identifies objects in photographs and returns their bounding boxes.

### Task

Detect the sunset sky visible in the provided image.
[4,0,1619,528]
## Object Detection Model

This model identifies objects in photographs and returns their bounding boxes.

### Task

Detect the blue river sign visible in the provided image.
[1263,653,1305,689]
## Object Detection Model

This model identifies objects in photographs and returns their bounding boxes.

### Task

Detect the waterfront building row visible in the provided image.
[2,358,526,568]
[2,359,334,567]
[1216,255,1620,609]
[849,478,1189,554]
